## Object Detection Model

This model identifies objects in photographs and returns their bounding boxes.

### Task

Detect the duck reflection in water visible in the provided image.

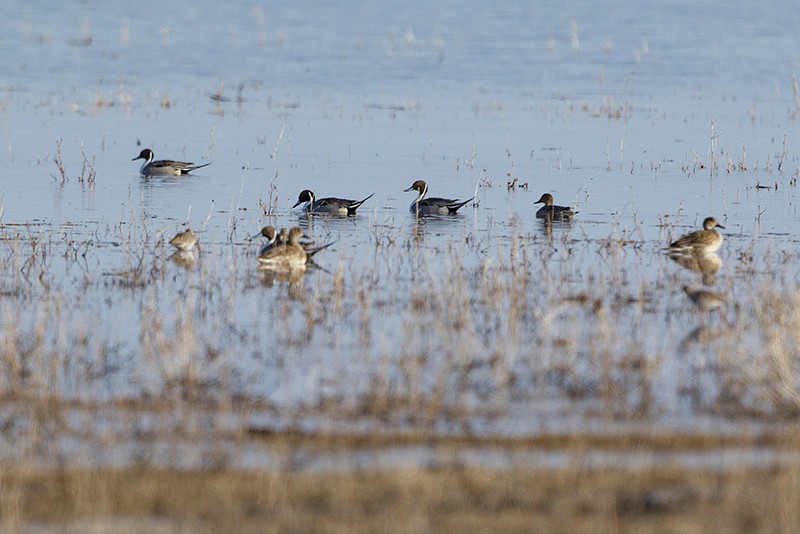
[668,252,722,286]
[170,250,196,270]
[679,285,730,347]
[259,264,307,299]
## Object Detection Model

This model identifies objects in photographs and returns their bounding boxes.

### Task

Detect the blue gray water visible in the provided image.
[1,0,800,469]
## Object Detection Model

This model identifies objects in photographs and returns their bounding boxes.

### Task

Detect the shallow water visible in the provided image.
[2,0,800,470]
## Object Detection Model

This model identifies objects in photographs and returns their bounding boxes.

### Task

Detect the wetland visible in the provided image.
[2,0,800,530]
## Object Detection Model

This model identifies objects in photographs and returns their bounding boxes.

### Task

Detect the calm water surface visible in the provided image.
[1,0,800,469]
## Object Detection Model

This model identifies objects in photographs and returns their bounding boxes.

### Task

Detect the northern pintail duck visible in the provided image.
[133,148,211,176]
[404,180,473,215]
[669,217,725,254]
[534,193,577,222]
[257,227,307,268]
[256,227,334,268]
[254,225,280,255]
[683,286,728,313]
[292,190,374,216]
[169,228,198,251]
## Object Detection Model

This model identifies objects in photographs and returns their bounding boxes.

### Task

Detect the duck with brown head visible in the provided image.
[256,227,334,269]
[257,227,308,268]
[669,217,725,254]
[169,228,199,251]
[133,148,210,176]
[254,226,279,256]
[534,193,577,222]
[404,180,473,216]
[293,190,374,216]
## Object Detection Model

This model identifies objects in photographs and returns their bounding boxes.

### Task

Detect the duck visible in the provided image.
[534,193,577,222]
[292,190,374,216]
[132,148,211,176]
[256,227,307,268]
[169,228,198,251]
[669,217,725,254]
[254,225,280,255]
[404,180,473,215]
[256,227,334,268]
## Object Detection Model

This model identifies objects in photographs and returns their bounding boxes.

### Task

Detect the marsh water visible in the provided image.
[2,1,800,470]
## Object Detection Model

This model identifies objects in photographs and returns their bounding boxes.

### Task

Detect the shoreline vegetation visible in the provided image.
[4,213,800,530]
[2,406,800,531]
[2,446,800,532]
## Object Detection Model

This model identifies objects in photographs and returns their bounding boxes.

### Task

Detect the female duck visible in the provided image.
[404,180,473,215]
[256,227,334,268]
[257,227,308,268]
[669,217,725,254]
[534,193,577,222]
[169,228,199,251]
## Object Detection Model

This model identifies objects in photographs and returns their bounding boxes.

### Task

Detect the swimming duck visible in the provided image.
[534,193,577,222]
[256,227,307,268]
[254,225,280,255]
[669,217,725,254]
[169,228,198,251]
[404,180,473,215]
[256,227,334,268]
[292,190,374,216]
[133,148,211,176]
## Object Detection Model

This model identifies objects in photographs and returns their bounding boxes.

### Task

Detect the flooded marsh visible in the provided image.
[2,0,800,529]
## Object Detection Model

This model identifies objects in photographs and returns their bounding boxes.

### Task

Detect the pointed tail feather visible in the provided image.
[183,162,211,174]
[448,196,474,213]
[306,241,336,258]
[348,193,375,213]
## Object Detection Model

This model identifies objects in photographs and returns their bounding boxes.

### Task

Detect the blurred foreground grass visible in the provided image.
[2,437,799,533]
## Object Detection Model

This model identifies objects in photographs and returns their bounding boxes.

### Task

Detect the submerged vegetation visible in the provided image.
[2,204,800,424]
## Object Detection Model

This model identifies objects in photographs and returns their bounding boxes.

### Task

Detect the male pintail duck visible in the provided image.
[133,148,211,176]
[669,217,725,254]
[169,228,198,251]
[254,225,281,255]
[404,180,473,215]
[534,193,577,222]
[256,227,334,268]
[292,190,374,216]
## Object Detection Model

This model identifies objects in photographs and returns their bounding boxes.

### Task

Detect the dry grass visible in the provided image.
[1,211,800,419]
[4,201,800,532]
[1,458,800,533]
